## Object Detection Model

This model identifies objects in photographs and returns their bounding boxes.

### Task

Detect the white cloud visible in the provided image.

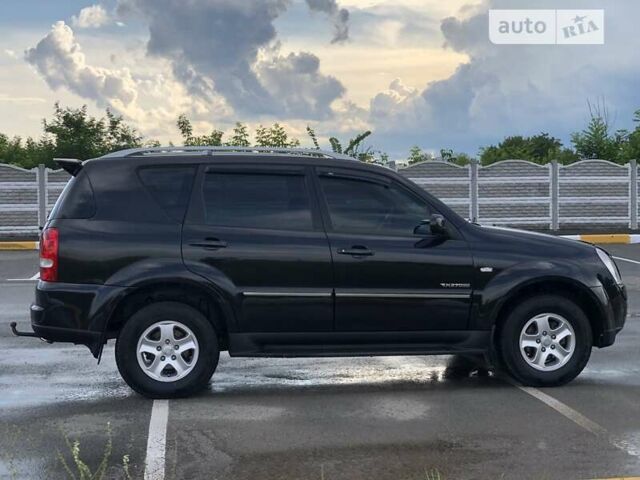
[0,93,46,105]
[256,49,345,119]
[115,0,349,118]
[25,21,137,109]
[368,0,640,155]
[71,5,111,29]
[23,21,233,143]
[370,78,424,128]
[305,0,349,43]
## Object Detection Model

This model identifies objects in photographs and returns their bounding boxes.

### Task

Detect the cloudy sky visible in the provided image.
[1,0,639,158]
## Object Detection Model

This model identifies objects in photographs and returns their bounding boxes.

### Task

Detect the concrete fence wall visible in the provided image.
[0,159,636,236]
[399,158,636,230]
[0,163,71,235]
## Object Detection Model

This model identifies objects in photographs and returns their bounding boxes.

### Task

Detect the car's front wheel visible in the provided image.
[498,295,592,386]
[115,301,219,398]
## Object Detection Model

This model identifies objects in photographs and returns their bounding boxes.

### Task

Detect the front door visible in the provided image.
[315,167,474,332]
[182,165,333,333]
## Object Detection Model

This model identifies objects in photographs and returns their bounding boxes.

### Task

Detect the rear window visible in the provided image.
[49,170,96,220]
[138,166,196,221]
[202,172,313,231]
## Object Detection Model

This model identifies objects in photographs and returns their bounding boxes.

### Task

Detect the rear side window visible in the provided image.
[202,172,313,231]
[138,166,196,221]
[49,170,96,220]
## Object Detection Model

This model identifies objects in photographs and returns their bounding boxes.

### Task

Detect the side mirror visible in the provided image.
[413,214,447,236]
[429,214,447,236]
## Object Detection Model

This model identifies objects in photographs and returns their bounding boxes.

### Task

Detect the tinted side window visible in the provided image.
[202,172,313,231]
[319,176,430,235]
[138,166,196,221]
[49,170,96,220]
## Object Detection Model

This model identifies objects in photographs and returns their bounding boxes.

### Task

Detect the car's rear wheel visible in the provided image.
[498,295,592,386]
[115,301,219,398]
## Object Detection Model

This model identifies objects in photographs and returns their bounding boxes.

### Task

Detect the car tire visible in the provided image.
[115,301,219,398]
[498,295,592,387]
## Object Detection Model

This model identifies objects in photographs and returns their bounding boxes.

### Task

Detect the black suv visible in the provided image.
[11,147,627,398]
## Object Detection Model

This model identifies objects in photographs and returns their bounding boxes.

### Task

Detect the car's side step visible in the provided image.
[228,330,490,357]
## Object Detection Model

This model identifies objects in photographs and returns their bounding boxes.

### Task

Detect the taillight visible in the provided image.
[40,227,59,282]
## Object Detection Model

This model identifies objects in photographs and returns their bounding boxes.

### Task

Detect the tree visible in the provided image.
[43,103,144,160]
[176,114,223,146]
[306,126,320,149]
[306,126,379,162]
[226,122,250,147]
[0,133,54,168]
[325,131,372,158]
[407,146,432,164]
[0,103,146,168]
[254,123,300,147]
[440,148,473,166]
[480,133,578,165]
[570,102,622,161]
[620,109,640,162]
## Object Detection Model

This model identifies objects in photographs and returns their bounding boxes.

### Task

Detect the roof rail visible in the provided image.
[99,146,356,161]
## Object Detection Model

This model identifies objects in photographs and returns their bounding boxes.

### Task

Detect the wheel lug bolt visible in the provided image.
[165,339,170,344]
[536,339,541,344]
[551,335,556,339]
[542,331,548,336]
[551,345,555,349]
[156,346,161,351]
[174,345,179,350]
[161,356,165,361]
[171,355,176,360]
[541,347,546,352]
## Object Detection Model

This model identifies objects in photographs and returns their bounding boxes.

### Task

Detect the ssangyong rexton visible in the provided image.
[11,147,627,398]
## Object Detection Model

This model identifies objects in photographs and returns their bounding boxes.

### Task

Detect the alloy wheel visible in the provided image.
[519,313,575,372]
[136,321,199,382]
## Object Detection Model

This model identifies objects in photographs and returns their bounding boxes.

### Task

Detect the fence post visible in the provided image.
[469,160,479,222]
[630,159,638,230]
[36,164,47,229]
[550,160,559,231]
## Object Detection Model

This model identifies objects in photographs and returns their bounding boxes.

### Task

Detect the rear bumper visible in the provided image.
[24,280,128,357]
[29,303,102,352]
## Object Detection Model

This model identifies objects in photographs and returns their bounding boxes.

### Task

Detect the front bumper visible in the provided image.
[592,282,627,347]
[12,280,128,357]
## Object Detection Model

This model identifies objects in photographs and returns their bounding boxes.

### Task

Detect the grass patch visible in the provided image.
[57,422,132,480]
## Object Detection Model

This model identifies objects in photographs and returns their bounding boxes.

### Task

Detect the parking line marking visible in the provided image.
[6,271,39,282]
[517,386,607,436]
[613,256,640,266]
[517,386,639,457]
[144,399,169,480]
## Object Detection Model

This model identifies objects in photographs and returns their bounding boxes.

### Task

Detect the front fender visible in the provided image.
[471,260,604,330]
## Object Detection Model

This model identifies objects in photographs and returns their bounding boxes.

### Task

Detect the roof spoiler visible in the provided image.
[54,158,83,176]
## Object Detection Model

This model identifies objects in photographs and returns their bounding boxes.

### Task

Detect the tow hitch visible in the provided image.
[9,322,52,342]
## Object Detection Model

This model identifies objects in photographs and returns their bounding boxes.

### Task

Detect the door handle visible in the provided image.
[189,238,228,250]
[337,246,374,256]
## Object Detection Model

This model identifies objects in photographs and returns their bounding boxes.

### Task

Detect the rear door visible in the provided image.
[182,164,333,333]
[315,167,474,332]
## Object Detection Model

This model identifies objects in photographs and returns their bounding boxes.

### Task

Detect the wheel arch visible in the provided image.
[105,279,235,350]
[489,278,606,349]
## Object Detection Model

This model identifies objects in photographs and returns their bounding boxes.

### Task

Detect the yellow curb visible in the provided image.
[0,241,38,250]
[579,234,631,244]
[591,477,640,479]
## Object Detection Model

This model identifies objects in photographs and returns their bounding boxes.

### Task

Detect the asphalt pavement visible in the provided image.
[1,245,639,479]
